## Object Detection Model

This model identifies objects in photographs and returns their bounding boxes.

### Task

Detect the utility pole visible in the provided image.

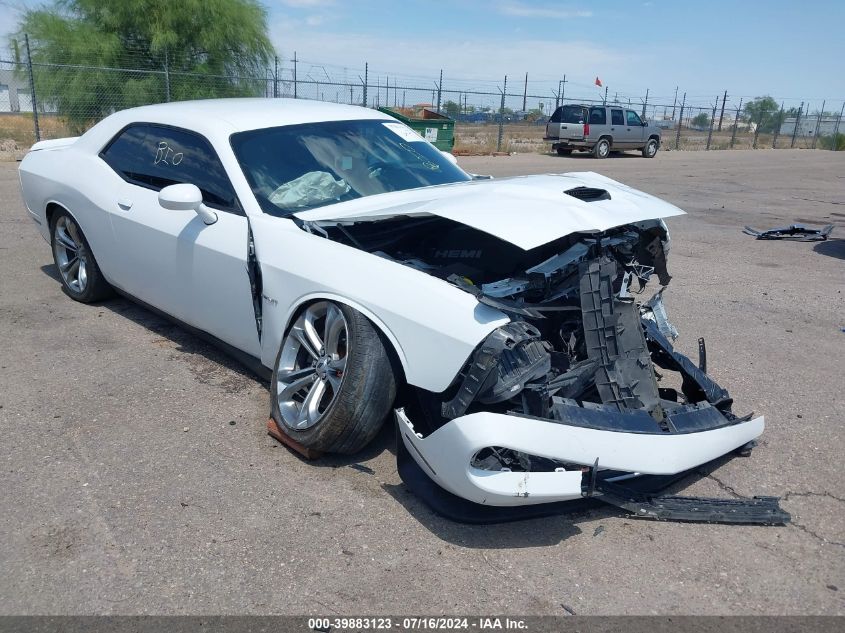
[718,89,727,130]
[293,51,298,99]
[522,72,528,112]
[603,86,608,105]
[561,75,566,102]
[24,34,40,142]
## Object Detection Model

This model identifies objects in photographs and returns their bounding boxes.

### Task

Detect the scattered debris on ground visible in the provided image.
[743,223,834,241]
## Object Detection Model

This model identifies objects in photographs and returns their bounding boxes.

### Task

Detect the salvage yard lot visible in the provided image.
[1,149,843,615]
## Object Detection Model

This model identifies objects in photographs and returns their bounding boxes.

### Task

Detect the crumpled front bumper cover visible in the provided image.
[396,407,765,508]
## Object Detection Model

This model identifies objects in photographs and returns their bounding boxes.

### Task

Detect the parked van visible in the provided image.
[545,103,661,158]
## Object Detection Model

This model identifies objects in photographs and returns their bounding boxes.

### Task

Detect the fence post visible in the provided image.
[293,52,298,99]
[772,102,783,148]
[832,102,844,151]
[641,88,648,118]
[674,92,685,150]
[671,86,678,120]
[717,90,727,131]
[273,56,278,98]
[24,34,40,142]
[730,99,742,148]
[164,49,171,102]
[790,101,803,148]
[752,108,763,148]
[437,69,443,113]
[706,99,717,150]
[497,75,507,153]
[362,62,367,107]
[812,100,824,149]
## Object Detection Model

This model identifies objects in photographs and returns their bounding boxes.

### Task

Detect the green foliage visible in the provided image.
[818,133,845,151]
[16,0,274,130]
[743,96,797,134]
[442,100,461,117]
[690,112,710,128]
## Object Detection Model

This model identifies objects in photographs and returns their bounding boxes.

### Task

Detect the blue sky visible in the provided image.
[2,0,843,111]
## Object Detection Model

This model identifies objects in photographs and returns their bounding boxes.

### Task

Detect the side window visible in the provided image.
[589,107,606,125]
[611,109,624,126]
[627,110,643,126]
[550,107,562,123]
[101,124,239,212]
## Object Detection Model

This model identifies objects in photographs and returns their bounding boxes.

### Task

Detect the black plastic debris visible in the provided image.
[743,223,834,241]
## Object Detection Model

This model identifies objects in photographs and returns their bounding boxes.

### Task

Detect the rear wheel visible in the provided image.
[556,147,573,156]
[592,138,611,159]
[642,138,659,158]
[50,209,112,303]
[271,301,397,454]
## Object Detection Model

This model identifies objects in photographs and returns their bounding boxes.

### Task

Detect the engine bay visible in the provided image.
[315,215,750,473]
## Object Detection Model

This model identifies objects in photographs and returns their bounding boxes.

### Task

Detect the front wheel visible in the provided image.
[271,301,397,454]
[50,209,112,303]
[592,138,610,159]
[642,138,659,158]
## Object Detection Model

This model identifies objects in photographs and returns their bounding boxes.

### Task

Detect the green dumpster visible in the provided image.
[378,106,455,151]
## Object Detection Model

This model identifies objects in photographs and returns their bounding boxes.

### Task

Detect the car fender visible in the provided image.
[250,214,510,392]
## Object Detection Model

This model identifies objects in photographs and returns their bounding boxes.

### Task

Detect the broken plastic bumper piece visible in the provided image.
[395,406,765,507]
[743,223,834,241]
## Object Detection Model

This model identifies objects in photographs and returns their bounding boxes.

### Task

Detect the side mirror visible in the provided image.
[440,150,459,165]
[158,183,217,225]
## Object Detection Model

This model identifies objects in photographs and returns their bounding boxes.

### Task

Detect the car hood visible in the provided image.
[293,172,685,250]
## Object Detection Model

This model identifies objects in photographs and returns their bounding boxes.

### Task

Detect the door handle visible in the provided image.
[117,198,133,210]
[561,126,568,129]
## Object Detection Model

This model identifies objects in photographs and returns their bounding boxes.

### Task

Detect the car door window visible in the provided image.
[627,110,643,126]
[101,124,240,212]
[611,109,624,126]
[589,107,606,125]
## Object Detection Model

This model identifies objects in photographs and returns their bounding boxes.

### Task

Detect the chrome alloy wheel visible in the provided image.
[54,215,88,293]
[275,302,348,430]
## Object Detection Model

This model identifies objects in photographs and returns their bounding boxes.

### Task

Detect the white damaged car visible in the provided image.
[19,99,787,524]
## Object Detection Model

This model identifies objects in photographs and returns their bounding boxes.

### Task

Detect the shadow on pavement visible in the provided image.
[813,238,845,260]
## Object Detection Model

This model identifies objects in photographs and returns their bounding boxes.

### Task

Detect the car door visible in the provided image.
[99,124,261,357]
[609,108,630,146]
[626,110,646,147]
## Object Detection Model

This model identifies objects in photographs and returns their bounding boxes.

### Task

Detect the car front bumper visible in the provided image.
[396,407,764,507]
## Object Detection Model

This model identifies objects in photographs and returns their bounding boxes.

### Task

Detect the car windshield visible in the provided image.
[230,119,471,215]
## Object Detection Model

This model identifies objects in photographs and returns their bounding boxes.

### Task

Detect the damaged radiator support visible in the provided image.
[579,257,663,420]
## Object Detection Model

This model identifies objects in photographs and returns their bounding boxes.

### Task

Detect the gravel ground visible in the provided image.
[1,149,843,616]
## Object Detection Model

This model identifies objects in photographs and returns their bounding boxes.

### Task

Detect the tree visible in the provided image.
[690,112,710,129]
[442,100,461,118]
[16,0,274,130]
[743,96,796,134]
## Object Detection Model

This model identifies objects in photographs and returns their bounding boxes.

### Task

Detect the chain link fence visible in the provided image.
[1,44,843,155]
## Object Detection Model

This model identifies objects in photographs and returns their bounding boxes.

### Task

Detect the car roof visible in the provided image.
[77,98,393,151]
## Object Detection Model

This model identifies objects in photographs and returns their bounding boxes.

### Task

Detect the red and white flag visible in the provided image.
[595,77,603,87]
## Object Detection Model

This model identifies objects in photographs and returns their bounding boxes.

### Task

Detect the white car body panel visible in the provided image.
[294,172,685,251]
[249,214,509,391]
[397,408,765,506]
